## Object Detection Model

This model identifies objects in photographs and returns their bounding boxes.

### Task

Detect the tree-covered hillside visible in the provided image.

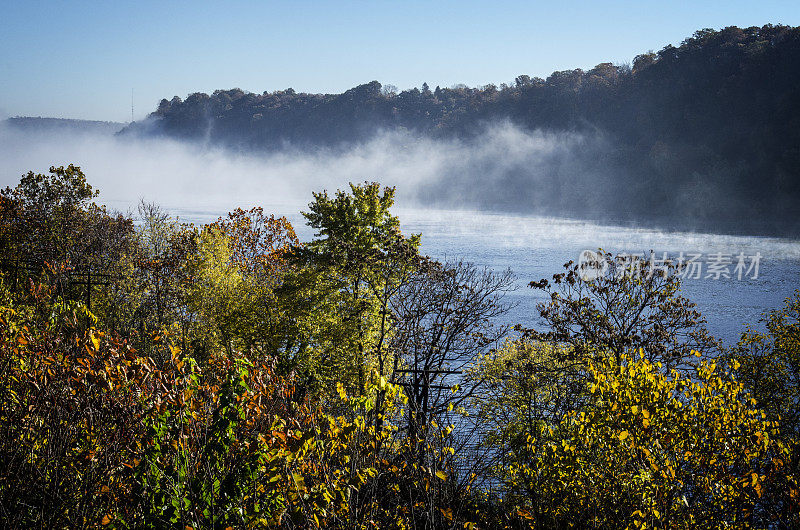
[121,25,800,237]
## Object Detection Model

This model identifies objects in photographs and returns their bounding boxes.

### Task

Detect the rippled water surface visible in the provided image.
[168,205,800,347]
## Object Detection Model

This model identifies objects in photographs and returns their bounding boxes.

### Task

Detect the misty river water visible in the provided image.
[170,205,800,348]
[3,124,798,346]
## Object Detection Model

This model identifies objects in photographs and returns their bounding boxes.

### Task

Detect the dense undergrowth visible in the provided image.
[0,165,798,528]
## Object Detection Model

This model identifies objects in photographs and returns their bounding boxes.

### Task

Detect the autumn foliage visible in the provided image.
[0,165,798,528]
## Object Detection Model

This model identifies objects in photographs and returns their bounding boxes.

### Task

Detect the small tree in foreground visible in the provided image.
[528,250,719,371]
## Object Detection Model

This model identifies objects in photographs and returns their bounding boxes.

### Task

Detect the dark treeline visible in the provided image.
[121,25,800,237]
[5,117,125,136]
[1,165,798,528]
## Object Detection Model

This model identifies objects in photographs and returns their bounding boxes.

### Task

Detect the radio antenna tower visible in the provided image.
[131,88,134,123]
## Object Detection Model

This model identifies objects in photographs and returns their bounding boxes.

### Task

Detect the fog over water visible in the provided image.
[0,120,604,216]
[2,123,798,346]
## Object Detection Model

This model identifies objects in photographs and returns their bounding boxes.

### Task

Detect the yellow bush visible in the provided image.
[505,351,797,529]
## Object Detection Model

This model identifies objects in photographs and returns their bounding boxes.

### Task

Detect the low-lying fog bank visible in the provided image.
[2,120,799,239]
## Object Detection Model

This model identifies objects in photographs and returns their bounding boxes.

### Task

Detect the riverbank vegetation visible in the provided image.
[1,165,798,528]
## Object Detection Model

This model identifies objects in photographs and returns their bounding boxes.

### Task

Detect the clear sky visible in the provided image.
[1,0,798,123]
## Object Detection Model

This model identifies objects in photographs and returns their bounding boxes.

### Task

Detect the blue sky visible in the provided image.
[1,0,798,122]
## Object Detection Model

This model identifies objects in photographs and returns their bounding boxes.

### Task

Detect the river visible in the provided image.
[169,205,800,347]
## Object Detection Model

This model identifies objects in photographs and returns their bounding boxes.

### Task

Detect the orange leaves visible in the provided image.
[208,207,299,280]
[0,311,155,526]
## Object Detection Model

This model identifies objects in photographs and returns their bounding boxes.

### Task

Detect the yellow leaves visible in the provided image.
[507,349,786,526]
[749,472,764,498]
[754,430,765,446]
[336,381,347,400]
[435,470,447,480]
[90,332,100,351]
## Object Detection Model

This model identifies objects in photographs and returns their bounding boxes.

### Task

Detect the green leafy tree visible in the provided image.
[467,338,586,490]
[726,290,800,437]
[0,165,133,304]
[0,164,97,265]
[204,207,304,363]
[185,227,253,357]
[297,182,421,397]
